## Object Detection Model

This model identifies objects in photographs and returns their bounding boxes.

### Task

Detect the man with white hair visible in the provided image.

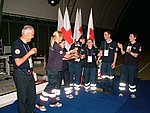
[11,25,37,113]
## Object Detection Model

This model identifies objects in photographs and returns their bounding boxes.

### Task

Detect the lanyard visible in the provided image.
[104,41,110,50]
[128,42,133,47]
[23,44,31,59]
[23,44,33,68]
[87,48,93,56]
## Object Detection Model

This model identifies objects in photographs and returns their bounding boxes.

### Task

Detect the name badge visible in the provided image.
[87,56,92,62]
[28,58,33,68]
[104,50,109,56]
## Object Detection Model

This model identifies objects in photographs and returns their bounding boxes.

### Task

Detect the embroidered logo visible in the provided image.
[133,47,136,49]
[109,47,114,49]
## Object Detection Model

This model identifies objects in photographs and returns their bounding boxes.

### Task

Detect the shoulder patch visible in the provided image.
[15,49,21,54]
[116,47,118,51]
[139,47,142,52]
[60,50,63,54]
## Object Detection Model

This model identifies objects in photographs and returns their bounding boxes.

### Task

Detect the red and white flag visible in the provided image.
[61,7,73,51]
[79,9,83,36]
[87,8,95,44]
[73,9,83,41]
[57,7,63,31]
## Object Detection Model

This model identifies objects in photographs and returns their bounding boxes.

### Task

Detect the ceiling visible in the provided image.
[70,0,131,30]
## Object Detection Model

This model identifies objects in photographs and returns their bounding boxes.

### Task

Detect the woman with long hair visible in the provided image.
[35,31,75,111]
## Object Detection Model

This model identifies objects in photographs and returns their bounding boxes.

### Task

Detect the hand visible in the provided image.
[29,48,37,55]
[80,54,85,59]
[69,48,78,54]
[96,60,99,65]
[97,51,102,57]
[126,48,131,53]
[74,53,80,59]
[74,47,78,52]
[97,52,101,57]
[117,43,123,49]
[111,62,116,69]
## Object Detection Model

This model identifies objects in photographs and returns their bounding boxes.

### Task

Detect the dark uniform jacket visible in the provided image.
[47,42,65,71]
[83,46,98,68]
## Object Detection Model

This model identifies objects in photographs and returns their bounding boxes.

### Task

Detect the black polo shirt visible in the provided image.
[100,40,118,63]
[123,41,141,66]
[11,38,32,70]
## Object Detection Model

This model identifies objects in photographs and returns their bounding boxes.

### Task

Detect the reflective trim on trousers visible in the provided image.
[42,91,56,98]
[129,88,136,92]
[64,87,72,95]
[90,83,97,91]
[40,95,48,101]
[129,84,136,89]
[119,86,126,91]
[84,85,90,90]
[129,84,136,93]
[102,75,114,79]
[74,86,80,91]
[51,89,61,96]
[119,83,126,87]
[119,82,126,91]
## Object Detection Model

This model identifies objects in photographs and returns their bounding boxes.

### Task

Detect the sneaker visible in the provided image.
[119,93,124,97]
[50,102,62,107]
[98,75,102,80]
[103,89,112,94]
[56,97,60,100]
[66,94,74,99]
[85,89,90,92]
[35,104,46,112]
[92,91,97,94]
[131,94,136,99]
[75,91,79,95]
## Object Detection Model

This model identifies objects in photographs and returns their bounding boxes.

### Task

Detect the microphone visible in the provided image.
[32,42,37,56]
[32,42,36,48]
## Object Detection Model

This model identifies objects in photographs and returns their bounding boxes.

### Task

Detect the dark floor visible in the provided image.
[0,50,150,113]
[0,76,150,113]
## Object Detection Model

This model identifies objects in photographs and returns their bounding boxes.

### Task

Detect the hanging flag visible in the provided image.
[61,7,73,51]
[79,9,83,35]
[87,8,95,44]
[57,7,63,31]
[73,9,79,41]
[73,8,83,41]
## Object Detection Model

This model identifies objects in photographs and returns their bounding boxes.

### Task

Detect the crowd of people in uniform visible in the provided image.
[11,25,142,113]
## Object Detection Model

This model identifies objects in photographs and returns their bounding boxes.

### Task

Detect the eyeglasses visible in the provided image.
[30,33,34,37]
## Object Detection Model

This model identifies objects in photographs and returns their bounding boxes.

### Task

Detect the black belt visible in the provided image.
[14,68,33,76]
